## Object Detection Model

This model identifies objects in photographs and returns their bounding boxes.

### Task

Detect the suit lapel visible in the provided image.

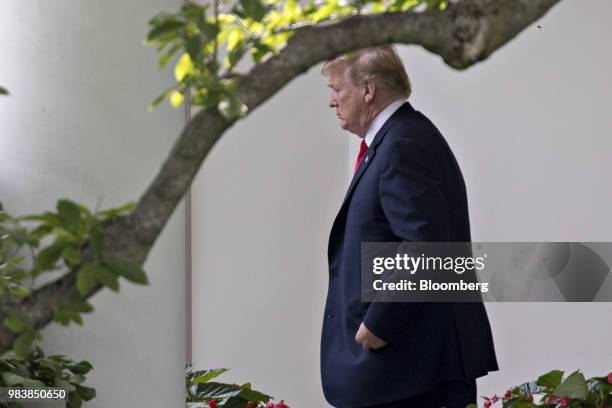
[327,102,416,265]
[340,102,415,207]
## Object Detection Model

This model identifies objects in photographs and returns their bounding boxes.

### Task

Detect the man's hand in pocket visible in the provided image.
[355,322,387,351]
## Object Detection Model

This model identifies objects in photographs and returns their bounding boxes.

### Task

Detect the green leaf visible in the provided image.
[226,40,247,69]
[57,199,81,231]
[236,385,272,403]
[190,381,244,400]
[8,284,31,297]
[239,0,267,21]
[57,378,78,392]
[53,308,71,325]
[198,21,220,42]
[281,0,302,23]
[68,361,94,375]
[62,245,82,265]
[38,359,62,377]
[37,242,65,270]
[513,402,536,408]
[388,0,418,11]
[67,391,83,408]
[92,264,119,292]
[175,52,194,82]
[76,264,99,295]
[192,368,230,383]
[147,90,167,109]
[553,370,588,399]
[147,19,185,41]
[267,31,292,50]
[251,41,274,63]
[0,86,9,95]
[310,0,339,23]
[76,385,96,401]
[30,223,54,240]
[13,331,35,358]
[52,304,86,326]
[3,317,27,333]
[103,258,148,284]
[159,43,182,68]
[190,88,213,107]
[181,3,208,22]
[18,212,62,225]
[1,372,45,387]
[170,90,185,108]
[89,225,104,254]
[226,28,244,53]
[538,370,564,389]
[75,301,95,313]
[96,202,135,219]
[186,35,204,62]
[69,374,86,384]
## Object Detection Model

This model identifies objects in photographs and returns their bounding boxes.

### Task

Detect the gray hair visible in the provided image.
[321,46,412,99]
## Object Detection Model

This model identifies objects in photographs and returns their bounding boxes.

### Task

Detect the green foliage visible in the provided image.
[186,365,282,408]
[102,258,148,284]
[0,199,144,356]
[480,369,612,408]
[0,346,95,408]
[146,0,448,117]
[0,199,150,406]
[0,87,8,96]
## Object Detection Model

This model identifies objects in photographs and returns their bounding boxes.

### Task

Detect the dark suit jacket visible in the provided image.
[320,102,498,408]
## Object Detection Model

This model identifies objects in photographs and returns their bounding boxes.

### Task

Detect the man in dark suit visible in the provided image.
[320,46,498,408]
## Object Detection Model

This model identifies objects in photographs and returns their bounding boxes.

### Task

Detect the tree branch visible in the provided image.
[0,0,561,353]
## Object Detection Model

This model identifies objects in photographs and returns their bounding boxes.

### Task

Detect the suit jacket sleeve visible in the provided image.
[362,132,450,343]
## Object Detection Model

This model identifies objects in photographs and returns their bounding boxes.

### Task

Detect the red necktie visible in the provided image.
[354,139,368,174]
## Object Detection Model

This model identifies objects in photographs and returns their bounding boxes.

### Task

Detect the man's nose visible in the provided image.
[329,96,337,108]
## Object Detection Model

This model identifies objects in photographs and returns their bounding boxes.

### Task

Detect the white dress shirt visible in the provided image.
[364,99,406,147]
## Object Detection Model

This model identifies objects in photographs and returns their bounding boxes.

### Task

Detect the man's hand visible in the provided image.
[355,322,387,351]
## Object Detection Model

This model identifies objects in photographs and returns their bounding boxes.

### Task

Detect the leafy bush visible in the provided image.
[471,370,612,408]
[0,346,95,408]
[186,365,290,408]
[0,199,145,407]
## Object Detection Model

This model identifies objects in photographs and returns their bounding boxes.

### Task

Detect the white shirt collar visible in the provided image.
[364,99,406,147]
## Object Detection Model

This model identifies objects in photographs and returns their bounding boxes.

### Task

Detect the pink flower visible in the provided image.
[546,396,571,407]
[503,390,512,399]
[264,401,290,408]
[608,372,612,384]
[208,400,217,408]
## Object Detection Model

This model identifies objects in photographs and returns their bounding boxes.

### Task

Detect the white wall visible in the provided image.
[193,1,612,407]
[0,1,186,407]
[191,67,347,406]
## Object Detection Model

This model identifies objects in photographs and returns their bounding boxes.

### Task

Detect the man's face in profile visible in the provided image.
[327,67,365,135]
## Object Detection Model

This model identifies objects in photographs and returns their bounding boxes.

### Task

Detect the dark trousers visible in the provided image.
[360,378,477,408]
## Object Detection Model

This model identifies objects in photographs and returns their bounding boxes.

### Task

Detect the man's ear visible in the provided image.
[363,80,376,103]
